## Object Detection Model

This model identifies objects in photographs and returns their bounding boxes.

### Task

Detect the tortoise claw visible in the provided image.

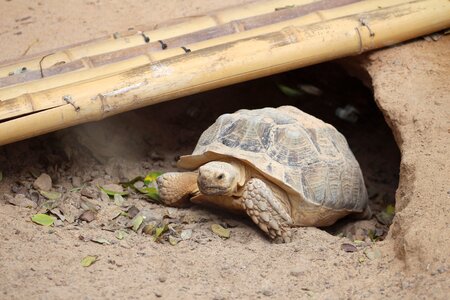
[242,178,293,243]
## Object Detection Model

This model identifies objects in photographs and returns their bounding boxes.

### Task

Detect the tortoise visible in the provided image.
[157,106,371,242]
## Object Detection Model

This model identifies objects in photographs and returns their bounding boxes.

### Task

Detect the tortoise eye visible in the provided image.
[217,174,224,180]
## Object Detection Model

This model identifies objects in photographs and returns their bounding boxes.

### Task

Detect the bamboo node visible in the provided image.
[39,53,54,78]
[62,95,80,112]
[93,93,112,116]
[359,17,375,37]
[354,27,363,54]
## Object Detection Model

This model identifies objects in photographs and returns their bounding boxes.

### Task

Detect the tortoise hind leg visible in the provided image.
[241,178,293,243]
[156,172,198,207]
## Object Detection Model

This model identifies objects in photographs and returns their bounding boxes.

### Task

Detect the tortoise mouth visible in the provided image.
[197,181,230,196]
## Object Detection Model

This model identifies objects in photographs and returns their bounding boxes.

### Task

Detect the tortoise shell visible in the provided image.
[178,106,368,216]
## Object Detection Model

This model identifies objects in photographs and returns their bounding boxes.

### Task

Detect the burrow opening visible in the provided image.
[0,61,400,241]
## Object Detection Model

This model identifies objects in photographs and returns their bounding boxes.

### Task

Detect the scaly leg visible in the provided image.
[156,172,198,207]
[241,178,293,243]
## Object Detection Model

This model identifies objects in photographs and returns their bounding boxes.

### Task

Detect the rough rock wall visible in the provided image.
[359,36,449,271]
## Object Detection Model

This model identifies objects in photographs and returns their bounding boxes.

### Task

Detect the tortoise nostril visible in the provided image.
[217,174,224,180]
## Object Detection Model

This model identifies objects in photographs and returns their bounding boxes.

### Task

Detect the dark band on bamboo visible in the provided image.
[39,53,54,78]
[62,95,80,112]
[359,18,375,37]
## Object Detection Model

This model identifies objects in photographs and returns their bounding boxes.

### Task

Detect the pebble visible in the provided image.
[101,183,123,193]
[158,276,167,283]
[262,290,273,296]
[33,173,52,191]
[79,210,96,222]
[81,186,99,199]
[290,268,305,277]
[72,176,82,187]
[5,194,37,208]
[54,219,64,227]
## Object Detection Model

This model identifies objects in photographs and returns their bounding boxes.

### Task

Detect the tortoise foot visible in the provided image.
[156,172,198,206]
[242,178,293,243]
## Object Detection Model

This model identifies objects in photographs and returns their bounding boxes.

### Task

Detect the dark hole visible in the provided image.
[0,61,400,242]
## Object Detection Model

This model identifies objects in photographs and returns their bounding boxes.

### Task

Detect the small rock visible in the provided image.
[72,176,82,187]
[133,181,145,189]
[33,173,52,191]
[158,276,167,283]
[154,291,162,298]
[54,219,64,227]
[5,194,37,208]
[79,210,96,222]
[262,290,273,296]
[102,184,123,194]
[127,206,140,218]
[139,209,162,223]
[100,191,110,202]
[364,248,382,260]
[180,229,193,240]
[81,186,98,199]
[290,268,305,277]
[341,243,358,253]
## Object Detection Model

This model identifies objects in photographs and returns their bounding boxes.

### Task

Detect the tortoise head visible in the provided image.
[197,161,241,196]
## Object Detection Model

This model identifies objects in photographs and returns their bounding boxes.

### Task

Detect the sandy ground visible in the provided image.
[0,1,449,299]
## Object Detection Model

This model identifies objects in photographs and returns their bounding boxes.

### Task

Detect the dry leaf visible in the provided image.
[81,255,97,267]
[211,224,230,239]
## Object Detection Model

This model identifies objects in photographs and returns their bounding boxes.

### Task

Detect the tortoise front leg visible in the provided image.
[241,178,293,243]
[156,172,198,207]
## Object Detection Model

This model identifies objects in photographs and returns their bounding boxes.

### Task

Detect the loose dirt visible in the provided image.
[0,1,449,299]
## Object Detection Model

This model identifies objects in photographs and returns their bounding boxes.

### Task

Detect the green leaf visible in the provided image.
[142,187,160,202]
[144,172,162,185]
[40,190,62,200]
[31,213,55,226]
[277,84,303,97]
[153,225,168,241]
[211,224,230,239]
[99,185,128,196]
[385,204,395,216]
[132,215,144,232]
[81,255,97,267]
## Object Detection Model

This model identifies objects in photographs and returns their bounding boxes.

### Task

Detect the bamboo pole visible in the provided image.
[0,0,413,102]
[0,0,361,89]
[0,0,322,77]
[0,0,448,146]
